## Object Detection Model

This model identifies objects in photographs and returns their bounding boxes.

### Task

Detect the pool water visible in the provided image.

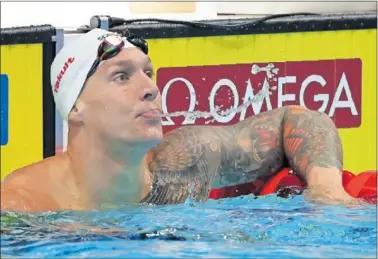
[1,194,377,258]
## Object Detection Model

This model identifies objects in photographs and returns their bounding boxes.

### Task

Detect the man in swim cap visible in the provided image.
[1,29,358,212]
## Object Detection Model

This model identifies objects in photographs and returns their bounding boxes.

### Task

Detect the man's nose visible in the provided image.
[140,78,159,102]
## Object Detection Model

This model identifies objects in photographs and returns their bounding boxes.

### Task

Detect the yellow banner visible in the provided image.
[148,29,377,174]
[0,44,44,180]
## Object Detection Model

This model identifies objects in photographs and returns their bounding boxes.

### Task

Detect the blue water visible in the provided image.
[1,194,377,258]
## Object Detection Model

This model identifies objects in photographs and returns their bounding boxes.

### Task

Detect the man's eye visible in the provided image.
[114,73,129,83]
[145,71,154,79]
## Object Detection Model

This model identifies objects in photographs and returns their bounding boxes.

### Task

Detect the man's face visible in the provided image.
[76,47,163,146]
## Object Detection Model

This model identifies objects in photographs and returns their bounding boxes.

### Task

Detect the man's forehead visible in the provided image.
[104,48,152,68]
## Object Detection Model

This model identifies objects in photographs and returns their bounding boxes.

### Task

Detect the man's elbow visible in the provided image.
[285,105,337,128]
[285,105,317,115]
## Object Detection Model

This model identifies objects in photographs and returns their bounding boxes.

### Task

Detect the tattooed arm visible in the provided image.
[141,107,286,205]
[282,105,355,203]
[141,105,354,205]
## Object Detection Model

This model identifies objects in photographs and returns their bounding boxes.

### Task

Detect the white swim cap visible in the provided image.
[50,28,136,121]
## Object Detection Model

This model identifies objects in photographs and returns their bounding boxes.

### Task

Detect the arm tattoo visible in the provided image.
[140,127,221,205]
[140,108,286,205]
[140,105,342,205]
[282,105,343,179]
[216,108,285,188]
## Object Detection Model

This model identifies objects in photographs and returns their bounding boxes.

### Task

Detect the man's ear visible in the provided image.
[68,100,85,126]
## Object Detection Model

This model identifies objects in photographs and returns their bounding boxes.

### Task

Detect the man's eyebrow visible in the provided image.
[107,56,152,69]
[107,60,133,69]
[144,56,153,68]
[146,56,152,64]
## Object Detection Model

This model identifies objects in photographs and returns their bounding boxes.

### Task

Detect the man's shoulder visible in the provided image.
[2,154,66,186]
[1,154,68,212]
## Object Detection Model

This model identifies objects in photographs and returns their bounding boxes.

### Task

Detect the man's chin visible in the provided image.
[134,138,161,153]
[139,130,163,148]
[143,125,163,140]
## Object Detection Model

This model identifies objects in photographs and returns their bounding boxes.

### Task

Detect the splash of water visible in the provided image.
[184,183,197,207]
[158,63,279,124]
[251,63,279,78]
[158,78,271,124]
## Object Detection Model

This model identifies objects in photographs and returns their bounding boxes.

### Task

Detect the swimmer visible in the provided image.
[1,29,358,212]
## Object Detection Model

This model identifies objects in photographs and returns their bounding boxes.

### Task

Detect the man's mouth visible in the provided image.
[139,109,162,119]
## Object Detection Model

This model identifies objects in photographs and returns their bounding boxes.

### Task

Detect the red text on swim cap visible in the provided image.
[54,57,75,93]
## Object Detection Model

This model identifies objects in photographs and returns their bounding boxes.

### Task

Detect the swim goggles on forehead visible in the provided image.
[86,33,149,80]
[86,34,126,79]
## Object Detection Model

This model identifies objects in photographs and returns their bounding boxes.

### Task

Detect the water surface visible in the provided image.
[1,194,376,258]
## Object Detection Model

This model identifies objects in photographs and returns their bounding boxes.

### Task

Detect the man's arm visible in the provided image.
[282,105,355,203]
[141,105,353,205]
[282,105,343,177]
[141,107,287,205]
